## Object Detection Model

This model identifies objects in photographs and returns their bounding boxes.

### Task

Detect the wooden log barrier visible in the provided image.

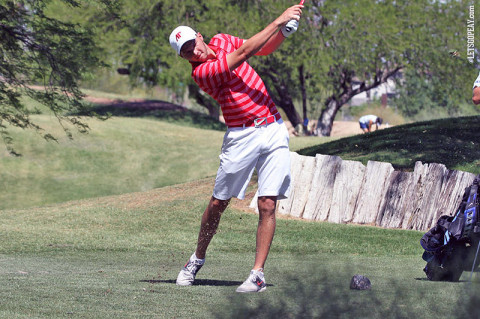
[249,152,476,231]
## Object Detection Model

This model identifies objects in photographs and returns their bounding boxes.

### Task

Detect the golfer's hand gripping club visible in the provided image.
[281,19,299,38]
[281,0,304,38]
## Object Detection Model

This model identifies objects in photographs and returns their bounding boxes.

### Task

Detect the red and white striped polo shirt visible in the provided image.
[190,34,279,127]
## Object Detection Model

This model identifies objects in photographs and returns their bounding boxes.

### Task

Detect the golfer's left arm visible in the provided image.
[255,4,303,56]
[255,31,286,56]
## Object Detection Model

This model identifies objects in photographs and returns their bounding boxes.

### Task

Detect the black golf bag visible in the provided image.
[420,175,480,281]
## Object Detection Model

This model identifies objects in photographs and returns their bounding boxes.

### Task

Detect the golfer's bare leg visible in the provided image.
[195,196,230,259]
[253,196,277,270]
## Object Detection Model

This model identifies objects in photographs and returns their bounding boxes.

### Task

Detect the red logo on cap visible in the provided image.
[175,32,181,42]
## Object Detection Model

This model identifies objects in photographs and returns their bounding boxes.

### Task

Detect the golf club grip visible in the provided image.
[286,0,305,32]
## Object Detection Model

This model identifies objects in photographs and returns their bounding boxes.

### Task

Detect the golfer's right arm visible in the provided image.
[226,5,303,70]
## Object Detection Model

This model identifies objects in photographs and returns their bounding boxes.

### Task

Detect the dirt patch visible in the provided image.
[284,120,364,137]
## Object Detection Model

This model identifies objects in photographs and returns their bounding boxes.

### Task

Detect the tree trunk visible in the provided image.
[299,64,308,133]
[299,65,307,121]
[316,98,342,136]
[315,67,403,136]
[263,71,302,128]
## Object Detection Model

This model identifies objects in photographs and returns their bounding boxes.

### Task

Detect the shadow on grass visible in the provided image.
[414,277,472,283]
[76,99,226,131]
[140,279,246,287]
[211,266,480,319]
[298,116,480,174]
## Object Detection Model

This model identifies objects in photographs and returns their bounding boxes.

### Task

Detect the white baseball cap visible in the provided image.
[169,26,197,55]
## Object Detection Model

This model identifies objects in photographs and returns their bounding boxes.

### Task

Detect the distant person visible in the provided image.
[359,114,383,133]
[472,71,480,105]
[169,4,303,293]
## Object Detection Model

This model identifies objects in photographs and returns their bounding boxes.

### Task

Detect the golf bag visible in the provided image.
[420,175,480,281]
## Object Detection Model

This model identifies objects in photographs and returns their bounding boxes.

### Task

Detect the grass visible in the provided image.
[0,110,324,211]
[3,93,480,317]
[0,115,225,210]
[298,116,480,174]
[0,178,479,318]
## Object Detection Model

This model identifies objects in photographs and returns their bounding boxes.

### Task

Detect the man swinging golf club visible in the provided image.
[169,3,304,293]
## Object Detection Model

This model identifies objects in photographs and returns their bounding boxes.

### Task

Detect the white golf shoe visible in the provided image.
[236,269,267,293]
[176,253,205,286]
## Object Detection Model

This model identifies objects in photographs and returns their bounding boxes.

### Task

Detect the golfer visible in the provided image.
[359,114,383,133]
[473,71,480,105]
[169,4,303,293]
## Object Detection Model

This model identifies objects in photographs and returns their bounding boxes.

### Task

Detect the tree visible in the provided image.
[0,0,116,155]
[111,0,478,135]
[101,0,220,117]
[309,0,478,136]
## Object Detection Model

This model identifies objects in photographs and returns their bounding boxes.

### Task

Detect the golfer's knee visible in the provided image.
[258,196,277,215]
[210,197,230,211]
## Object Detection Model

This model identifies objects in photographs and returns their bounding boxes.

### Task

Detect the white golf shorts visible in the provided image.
[213,119,291,201]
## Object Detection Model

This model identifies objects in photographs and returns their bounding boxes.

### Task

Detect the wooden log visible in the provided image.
[430,169,475,227]
[276,152,310,218]
[302,154,342,221]
[283,154,316,218]
[376,170,416,228]
[402,161,428,229]
[352,161,395,224]
[249,189,259,213]
[328,160,366,224]
[407,163,447,230]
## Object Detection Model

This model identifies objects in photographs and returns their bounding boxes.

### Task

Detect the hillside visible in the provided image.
[0,115,225,210]
[298,116,480,174]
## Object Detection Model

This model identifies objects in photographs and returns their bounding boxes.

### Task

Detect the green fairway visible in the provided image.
[1,178,479,318]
